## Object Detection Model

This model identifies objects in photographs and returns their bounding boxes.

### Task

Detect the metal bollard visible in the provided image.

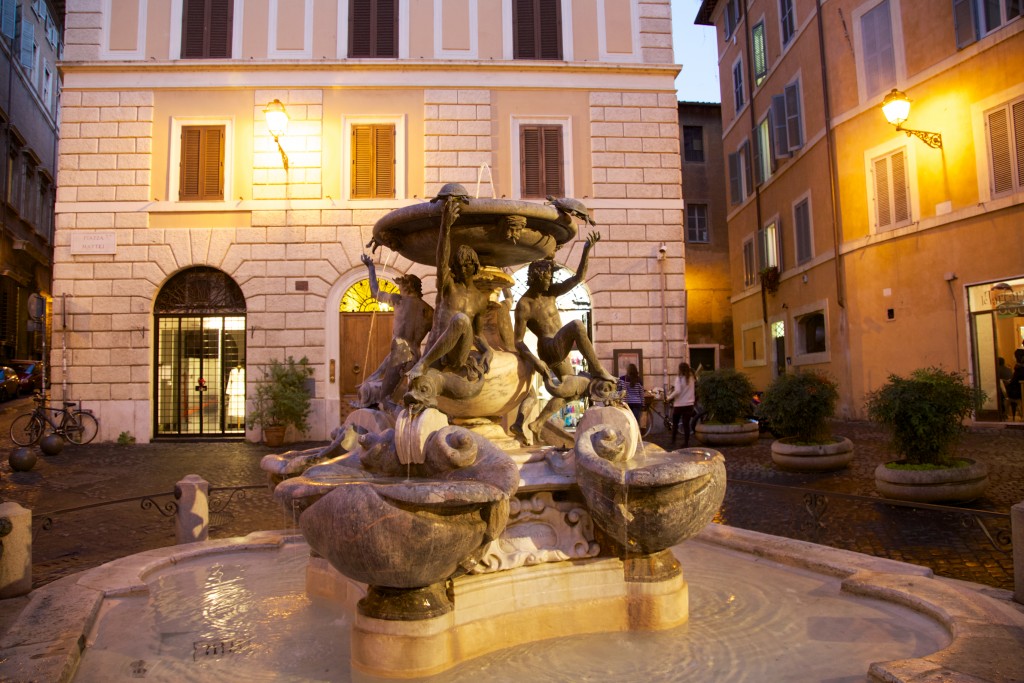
[174,474,210,544]
[1013,500,1023,605]
[0,502,32,598]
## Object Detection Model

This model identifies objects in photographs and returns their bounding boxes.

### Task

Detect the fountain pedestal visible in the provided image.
[308,552,689,678]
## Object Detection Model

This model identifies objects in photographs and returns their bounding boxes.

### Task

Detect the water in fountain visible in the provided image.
[73,537,946,682]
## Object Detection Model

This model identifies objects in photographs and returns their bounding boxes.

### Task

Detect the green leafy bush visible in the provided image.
[760,371,839,443]
[695,368,755,424]
[865,367,984,467]
[117,431,136,445]
[246,356,314,433]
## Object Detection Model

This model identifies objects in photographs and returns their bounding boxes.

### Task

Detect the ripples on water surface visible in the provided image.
[75,540,947,682]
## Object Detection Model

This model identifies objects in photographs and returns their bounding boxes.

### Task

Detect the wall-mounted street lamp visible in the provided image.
[263,99,290,170]
[881,89,942,149]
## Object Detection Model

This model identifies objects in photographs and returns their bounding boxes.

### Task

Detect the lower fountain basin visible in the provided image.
[44,527,991,682]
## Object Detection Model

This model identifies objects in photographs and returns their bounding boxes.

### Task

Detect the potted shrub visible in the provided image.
[694,368,759,446]
[759,371,854,471]
[865,367,987,503]
[246,356,314,446]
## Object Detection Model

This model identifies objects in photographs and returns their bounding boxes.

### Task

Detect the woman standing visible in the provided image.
[666,362,695,447]
[617,363,645,420]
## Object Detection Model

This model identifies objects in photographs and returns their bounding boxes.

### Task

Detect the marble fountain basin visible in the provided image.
[9,525,1024,682]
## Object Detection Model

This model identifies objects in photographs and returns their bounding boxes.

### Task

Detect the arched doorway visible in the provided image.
[153,267,246,438]
[338,277,400,398]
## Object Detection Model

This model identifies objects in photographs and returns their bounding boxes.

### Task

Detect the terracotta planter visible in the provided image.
[694,421,759,446]
[262,425,287,447]
[874,457,989,503]
[771,436,854,472]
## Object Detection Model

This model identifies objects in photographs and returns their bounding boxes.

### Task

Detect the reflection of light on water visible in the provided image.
[76,541,947,682]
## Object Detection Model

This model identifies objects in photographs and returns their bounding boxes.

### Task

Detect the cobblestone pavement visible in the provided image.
[0,393,1020,592]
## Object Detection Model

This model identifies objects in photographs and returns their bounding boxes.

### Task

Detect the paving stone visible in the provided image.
[0,396,1019,592]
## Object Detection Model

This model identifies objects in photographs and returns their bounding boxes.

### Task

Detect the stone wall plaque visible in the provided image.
[70,231,117,255]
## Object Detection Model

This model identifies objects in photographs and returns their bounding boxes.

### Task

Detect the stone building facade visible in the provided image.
[55,0,686,441]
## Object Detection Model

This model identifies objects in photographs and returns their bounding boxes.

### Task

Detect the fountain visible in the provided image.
[257,186,730,677]
[3,188,1023,681]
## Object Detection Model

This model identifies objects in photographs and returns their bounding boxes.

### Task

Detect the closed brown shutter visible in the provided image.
[542,126,563,196]
[521,126,541,197]
[207,0,233,58]
[873,156,891,228]
[180,126,224,201]
[349,0,397,57]
[891,150,908,224]
[351,124,395,199]
[181,0,233,58]
[514,0,561,59]
[520,124,563,198]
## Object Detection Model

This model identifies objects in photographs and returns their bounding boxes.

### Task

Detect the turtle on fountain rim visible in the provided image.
[546,196,597,226]
[431,183,472,204]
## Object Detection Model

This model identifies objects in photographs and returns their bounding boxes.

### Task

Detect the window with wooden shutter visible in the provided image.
[520,124,563,198]
[181,0,233,58]
[351,124,396,199]
[513,0,562,60]
[742,238,756,287]
[733,60,745,114]
[179,126,224,201]
[728,151,743,205]
[953,0,978,48]
[752,21,767,86]
[779,0,796,45]
[872,148,909,231]
[349,0,398,57]
[986,97,1024,197]
[794,197,812,264]
[860,0,896,99]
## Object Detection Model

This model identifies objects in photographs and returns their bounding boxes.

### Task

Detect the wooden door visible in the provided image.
[339,312,394,396]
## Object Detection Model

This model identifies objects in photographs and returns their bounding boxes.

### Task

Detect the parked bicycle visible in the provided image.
[10,393,99,446]
[639,389,672,438]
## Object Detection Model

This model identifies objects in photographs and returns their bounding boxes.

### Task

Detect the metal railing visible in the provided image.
[723,478,1014,588]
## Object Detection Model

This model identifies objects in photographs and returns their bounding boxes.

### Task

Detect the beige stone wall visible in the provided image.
[423,89,493,198]
[53,80,684,441]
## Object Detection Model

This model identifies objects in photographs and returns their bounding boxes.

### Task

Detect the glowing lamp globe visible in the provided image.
[881,89,911,127]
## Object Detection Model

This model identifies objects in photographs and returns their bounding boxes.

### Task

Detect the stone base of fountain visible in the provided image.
[306,552,689,678]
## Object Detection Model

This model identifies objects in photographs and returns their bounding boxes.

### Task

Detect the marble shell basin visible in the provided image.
[371,198,577,267]
[575,427,727,555]
[300,479,510,588]
[299,427,520,590]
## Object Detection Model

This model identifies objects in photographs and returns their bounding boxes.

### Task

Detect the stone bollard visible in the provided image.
[175,474,210,544]
[1014,501,1023,605]
[0,502,32,598]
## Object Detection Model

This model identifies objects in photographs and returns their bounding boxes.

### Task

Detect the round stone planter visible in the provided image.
[874,457,989,503]
[695,421,759,446]
[771,437,854,472]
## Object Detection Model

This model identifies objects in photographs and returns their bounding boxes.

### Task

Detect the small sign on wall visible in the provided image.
[70,231,117,255]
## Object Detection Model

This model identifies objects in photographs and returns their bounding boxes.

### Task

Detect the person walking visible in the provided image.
[666,362,696,447]
[617,363,645,421]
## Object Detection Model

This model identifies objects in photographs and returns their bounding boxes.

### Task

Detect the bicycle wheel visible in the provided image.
[11,414,44,446]
[65,411,99,444]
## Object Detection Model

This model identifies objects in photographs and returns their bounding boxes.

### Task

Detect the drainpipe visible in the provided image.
[816,0,855,417]
[739,3,766,324]
[658,243,669,394]
[816,1,844,310]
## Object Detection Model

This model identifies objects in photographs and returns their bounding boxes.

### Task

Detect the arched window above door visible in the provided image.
[340,278,400,312]
[155,266,246,314]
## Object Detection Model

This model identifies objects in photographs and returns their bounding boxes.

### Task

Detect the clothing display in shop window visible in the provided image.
[226,366,245,427]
